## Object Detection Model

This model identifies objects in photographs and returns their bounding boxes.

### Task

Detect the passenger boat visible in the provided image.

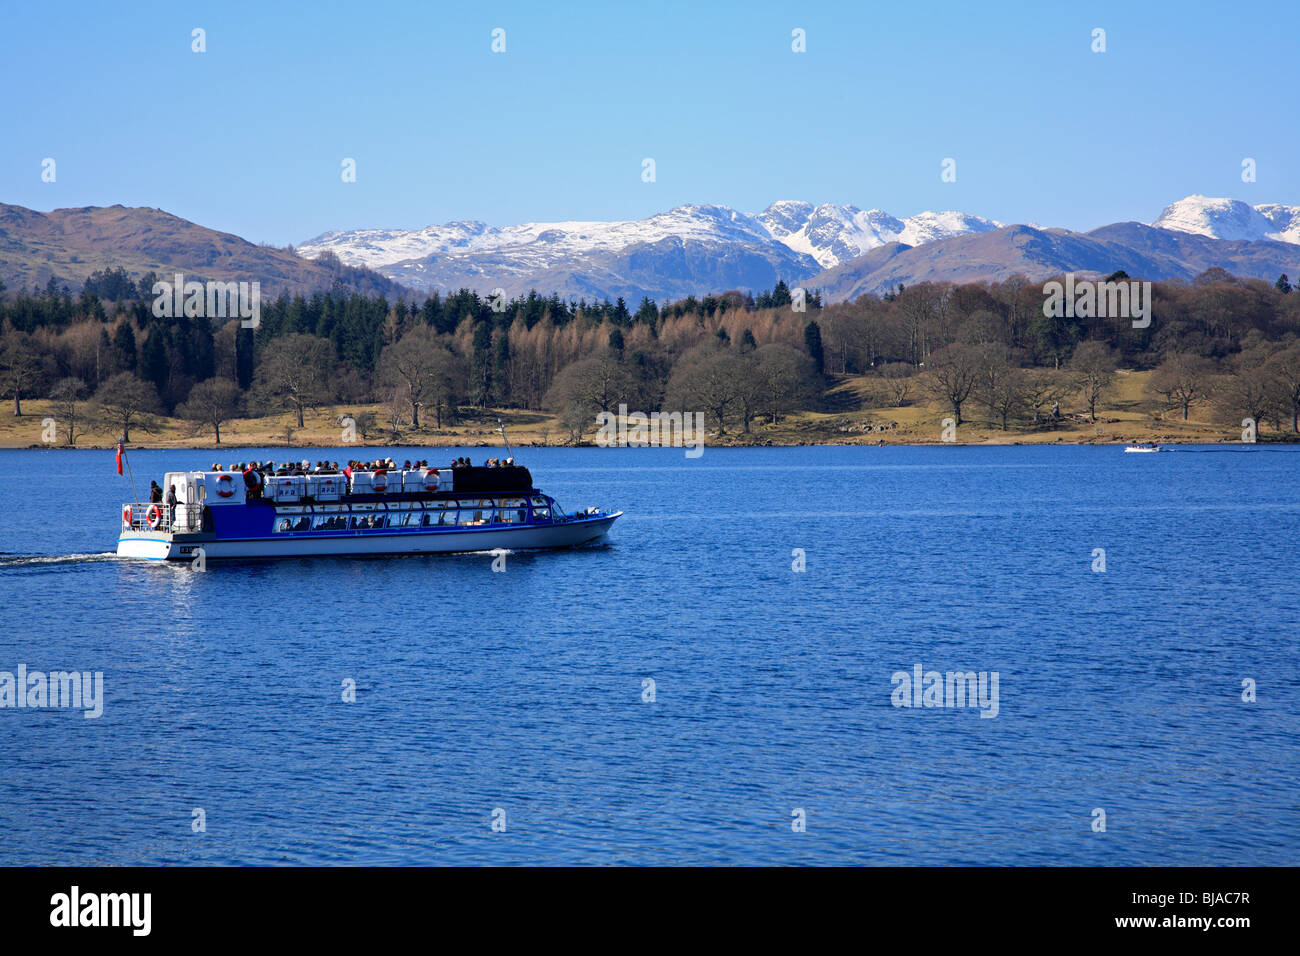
[1123,443,1161,453]
[117,462,621,561]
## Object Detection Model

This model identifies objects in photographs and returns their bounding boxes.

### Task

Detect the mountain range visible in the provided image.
[294,201,1007,301]
[1,196,1296,306]
[295,194,1300,302]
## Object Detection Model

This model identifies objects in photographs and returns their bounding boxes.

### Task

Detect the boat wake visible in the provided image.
[0,552,120,569]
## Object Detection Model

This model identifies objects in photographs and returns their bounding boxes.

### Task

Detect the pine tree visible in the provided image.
[141,329,168,391]
[634,297,659,330]
[470,321,493,408]
[493,330,511,405]
[235,326,254,390]
[112,322,138,372]
[772,280,792,309]
[803,321,824,375]
[613,297,631,326]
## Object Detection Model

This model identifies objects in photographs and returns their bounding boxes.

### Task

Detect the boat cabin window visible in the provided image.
[423,509,455,527]
[351,513,384,530]
[388,510,420,528]
[276,515,312,533]
[312,514,348,531]
[459,505,495,526]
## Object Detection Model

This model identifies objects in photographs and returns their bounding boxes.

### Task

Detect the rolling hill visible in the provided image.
[0,203,408,298]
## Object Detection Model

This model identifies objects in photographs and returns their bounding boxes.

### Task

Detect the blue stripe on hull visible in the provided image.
[118,514,620,561]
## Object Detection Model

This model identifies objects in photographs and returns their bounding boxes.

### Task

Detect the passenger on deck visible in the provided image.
[165,484,178,524]
[149,481,163,503]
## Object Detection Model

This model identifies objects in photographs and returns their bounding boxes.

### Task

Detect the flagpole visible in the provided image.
[120,437,139,502]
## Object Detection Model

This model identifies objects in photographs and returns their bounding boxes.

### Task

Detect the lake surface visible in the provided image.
[1,444,1297,865]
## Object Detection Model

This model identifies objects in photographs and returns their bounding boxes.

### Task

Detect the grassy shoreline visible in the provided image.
[3,370,1284,450]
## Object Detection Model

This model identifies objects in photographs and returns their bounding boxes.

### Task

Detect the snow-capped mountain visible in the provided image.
[300,205,782,272]
[293,195,1299,304]
[299,221,494,270]
[296,201,1001,300]
[1152,195,1300,244]
[299,204,821,302]
[756,202,1001,268]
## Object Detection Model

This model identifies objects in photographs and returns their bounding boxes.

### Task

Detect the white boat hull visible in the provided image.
[117,514,620,562]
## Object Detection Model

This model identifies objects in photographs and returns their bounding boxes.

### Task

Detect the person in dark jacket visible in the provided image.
[165,484,178,526]
[149,481,163,503]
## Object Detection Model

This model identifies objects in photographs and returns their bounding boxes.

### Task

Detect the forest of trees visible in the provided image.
[3,264,1300,444]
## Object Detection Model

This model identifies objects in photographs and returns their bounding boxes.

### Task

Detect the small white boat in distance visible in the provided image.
[1124,443,1161,453]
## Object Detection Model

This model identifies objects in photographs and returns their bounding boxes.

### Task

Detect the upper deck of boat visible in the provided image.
[255,464,537,506]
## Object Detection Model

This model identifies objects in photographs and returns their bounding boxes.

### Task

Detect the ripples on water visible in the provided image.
[0,445,1297,865]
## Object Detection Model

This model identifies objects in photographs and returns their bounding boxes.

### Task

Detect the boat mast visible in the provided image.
[119,435,139,501]
[497,418,513,459]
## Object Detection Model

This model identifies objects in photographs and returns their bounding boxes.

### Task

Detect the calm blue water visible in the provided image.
[1,444,1297,865]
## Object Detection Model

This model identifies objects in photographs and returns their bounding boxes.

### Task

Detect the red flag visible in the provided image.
[116,442,123,476]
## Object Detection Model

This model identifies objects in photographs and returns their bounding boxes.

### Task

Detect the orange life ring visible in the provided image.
[146,504,164,529]
[423,469,440,491]
[216,473,235,498]
[122,505,133,527]
[373,468,388,492]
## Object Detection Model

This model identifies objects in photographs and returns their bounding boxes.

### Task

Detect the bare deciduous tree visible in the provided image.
[91,372,161,442]
[177,378,243,444]
[0,330,45,416]
[924,344,982,425]
[378,326,460,429]
[253,333,333,428]
[1149,353,1215,421]
[48,377,88,446]
[1070,342,1118,423]
[755,343,818,424]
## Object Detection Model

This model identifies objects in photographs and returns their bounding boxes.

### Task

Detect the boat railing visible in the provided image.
[121,502,204,534]
[553,507,609,523]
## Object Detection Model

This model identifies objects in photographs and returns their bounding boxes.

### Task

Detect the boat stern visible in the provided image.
[116,531,178,561]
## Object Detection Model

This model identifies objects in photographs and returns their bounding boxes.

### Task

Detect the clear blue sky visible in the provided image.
[2,0,1295,245]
